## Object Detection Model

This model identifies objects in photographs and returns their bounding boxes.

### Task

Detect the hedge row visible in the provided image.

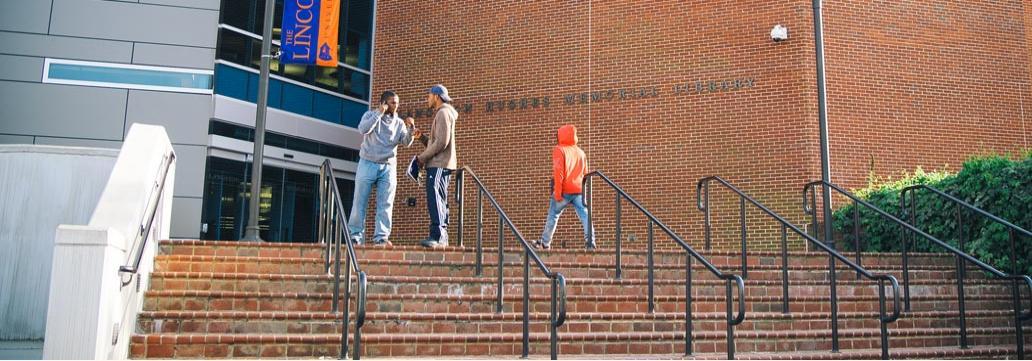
[831,152,1031,275]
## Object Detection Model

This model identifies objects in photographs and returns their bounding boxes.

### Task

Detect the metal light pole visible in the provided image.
[812,0,839,352]
[243,0,277,242]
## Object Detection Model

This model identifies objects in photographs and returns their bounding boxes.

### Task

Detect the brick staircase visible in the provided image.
[130,240,1031,359]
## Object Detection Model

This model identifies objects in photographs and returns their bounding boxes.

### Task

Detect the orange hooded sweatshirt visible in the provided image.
[552,125,588,201]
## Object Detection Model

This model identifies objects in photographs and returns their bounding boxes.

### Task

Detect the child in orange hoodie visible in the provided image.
[533,124,596,250]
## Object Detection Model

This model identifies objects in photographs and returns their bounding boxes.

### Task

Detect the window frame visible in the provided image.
[43,58,214,94]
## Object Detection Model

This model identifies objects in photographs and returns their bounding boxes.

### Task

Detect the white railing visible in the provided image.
[42,124,176,360]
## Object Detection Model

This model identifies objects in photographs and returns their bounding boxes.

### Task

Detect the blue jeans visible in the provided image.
[540,194,595,246]
[348,158,396,243]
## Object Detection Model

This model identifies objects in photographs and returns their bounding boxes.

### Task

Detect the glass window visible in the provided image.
[214,64,250,100]
[207,120,360,162]
[313,92,343,124]
[216,29,251,66]
[45,59,213,94]
[341,99,367,128]
[253,0,285,38]
[314,66,340,92]
[281,82,314,116]
[343,0,373,70]
[216,0,373,125]
[220,0,256,32]
[342,68,369,100]
[200,155,354,243]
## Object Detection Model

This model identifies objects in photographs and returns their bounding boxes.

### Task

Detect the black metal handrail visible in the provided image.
[901,184,1032,275]
[119,151,176,288]
[805,180,1032,359]
[699,176,901,359]
[584,171,746,359]
[455,167,567,360]
[318,160,369,360]
[899,183,1032,357]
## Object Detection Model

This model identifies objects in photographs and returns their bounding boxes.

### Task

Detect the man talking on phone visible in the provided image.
[347,90,416,246]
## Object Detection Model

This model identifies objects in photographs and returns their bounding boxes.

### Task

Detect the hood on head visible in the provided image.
[557,124,577,146]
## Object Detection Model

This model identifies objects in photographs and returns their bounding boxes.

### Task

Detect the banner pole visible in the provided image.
[243,0,277,242]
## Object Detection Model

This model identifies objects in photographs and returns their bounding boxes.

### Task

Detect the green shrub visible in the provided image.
[832,153,1032,275]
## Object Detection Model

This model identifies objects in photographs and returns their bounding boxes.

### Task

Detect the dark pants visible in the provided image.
[425,167,453,242]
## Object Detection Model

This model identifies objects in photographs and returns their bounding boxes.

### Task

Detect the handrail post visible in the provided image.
[853,200,861,280]
[550,276,559,360]
[332,210,342,314]
[319,168,328,270]
[326,175,334,270]
[829,243,840,352]
[781,224,790,314]
[1009,228,1017,274]
[352,272,366,360]
[584,175,592,251]
[522,248,530,358]
[497,216,504,313]
[685,254,693,356]
[956,204,968,349]
[1012,278,1025,359]
[902,190,914,312]
[739,197,748,279]
[340,236,352,358]
[615,191,622,279]
[476,189,483,276]
[810,186,819,242]
[725,278,736,360]
[457,169,464,247]
[878,279,888,360]
[647,220,655,313]
[704,181,712,250]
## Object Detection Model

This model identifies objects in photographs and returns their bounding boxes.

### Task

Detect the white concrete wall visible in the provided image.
[0,145,118,359]
[43,124,175,360]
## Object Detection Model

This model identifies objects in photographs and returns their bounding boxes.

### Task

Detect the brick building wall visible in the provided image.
[368,1,1031,252]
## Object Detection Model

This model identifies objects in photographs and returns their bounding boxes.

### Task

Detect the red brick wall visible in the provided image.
[821,1,1031,190]
[368,1,1031,252]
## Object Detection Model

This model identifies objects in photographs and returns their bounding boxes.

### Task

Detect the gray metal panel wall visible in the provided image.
[0,0,221,239]
[0,0,52,33]
[0,146,118,343]
[49,0,218,48]
[0,81,128,140]
[125,91,212,147]
[132,43,216,70]
[0,55,44,83]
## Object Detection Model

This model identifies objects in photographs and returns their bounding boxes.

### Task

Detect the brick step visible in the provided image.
[128,328,1032,358]
[361,246,958,268]
[370,258,980,282]
[692,346,1017,360]
[142,290,1020,314]
[152,255,978,283]
[149,272,1016,300]
[136,310,1022,335]
[159,240,958,267]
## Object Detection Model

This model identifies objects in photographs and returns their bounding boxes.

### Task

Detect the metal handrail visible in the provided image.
[901,184,1032,275]
[318,160,369,360]
[455,167,567,360]
[699,176,900,359]
[584,171,746,359]
[118,151,176,288]
[805,180,1032,359]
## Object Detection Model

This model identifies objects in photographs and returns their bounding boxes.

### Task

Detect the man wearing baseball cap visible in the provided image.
[417,84,458,248]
